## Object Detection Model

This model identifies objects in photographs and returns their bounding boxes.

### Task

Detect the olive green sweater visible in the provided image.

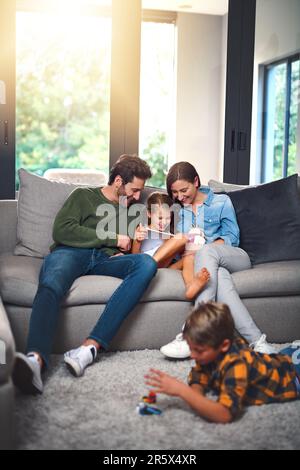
[51,187,132,256]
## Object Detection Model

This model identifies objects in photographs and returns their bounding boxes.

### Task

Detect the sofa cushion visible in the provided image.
[1,254,300,307]
[232,260,300,298]
[0,254,187,307]
[228,175,300,265]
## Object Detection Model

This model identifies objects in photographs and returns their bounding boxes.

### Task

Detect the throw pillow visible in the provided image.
[208,177,300,196]
[227,174,300,265]
[15,169,81,258]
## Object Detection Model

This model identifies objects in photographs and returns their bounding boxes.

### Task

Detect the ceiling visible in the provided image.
[143,0,228,15]
[73,1,228,16]
[25,0,228,16]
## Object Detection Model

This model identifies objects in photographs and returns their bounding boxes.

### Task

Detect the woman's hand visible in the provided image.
[144,368,187,397]
[134,224,148,242]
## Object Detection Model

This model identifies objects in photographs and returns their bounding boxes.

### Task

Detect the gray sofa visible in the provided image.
[1,175,300,449]
[0,295,15,450]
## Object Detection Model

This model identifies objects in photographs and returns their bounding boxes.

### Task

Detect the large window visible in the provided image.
[15,2,177,189]
[16,2,112,184]
[262,54,300,182]
[139,19,176,188]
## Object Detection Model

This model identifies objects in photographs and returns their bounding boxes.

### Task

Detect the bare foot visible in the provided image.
[185,268,210,300]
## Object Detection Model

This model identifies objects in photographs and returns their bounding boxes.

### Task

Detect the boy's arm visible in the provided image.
[190,383,205,394]
[178,383,232,424]
[189,357,249,422]
[145,369,232,424]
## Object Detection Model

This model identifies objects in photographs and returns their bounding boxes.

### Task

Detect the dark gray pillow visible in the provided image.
[227,174,300,265]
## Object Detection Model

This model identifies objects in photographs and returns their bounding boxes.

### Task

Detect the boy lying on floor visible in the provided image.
[145,301,300,423]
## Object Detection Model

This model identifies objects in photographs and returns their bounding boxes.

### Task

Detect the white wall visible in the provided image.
[250,0,300,184]
[175,13,227,185]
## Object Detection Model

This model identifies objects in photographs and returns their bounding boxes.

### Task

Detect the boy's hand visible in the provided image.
[134,224,148,242]
[144,368,187,397]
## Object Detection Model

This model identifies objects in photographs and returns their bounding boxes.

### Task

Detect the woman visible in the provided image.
[160,162,276,359]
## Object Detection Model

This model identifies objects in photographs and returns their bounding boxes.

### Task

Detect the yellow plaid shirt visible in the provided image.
[188,338,299,419]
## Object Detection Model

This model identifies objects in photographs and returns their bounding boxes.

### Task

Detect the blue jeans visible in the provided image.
[26,246,157,367]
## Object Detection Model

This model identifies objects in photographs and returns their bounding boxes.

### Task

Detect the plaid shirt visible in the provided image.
[188,338,299,419]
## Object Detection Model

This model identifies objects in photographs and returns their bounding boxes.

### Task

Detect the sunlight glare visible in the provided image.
[32,0,112,17]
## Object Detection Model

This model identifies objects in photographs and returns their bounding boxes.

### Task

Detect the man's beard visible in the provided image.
[117,186,133,207]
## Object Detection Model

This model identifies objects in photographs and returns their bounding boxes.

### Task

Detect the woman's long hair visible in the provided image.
[166,162,201,201]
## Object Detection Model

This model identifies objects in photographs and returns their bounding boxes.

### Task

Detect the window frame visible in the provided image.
[0,0,16,199]
[261,52,300,182]
[0,0,177,198]
[139,14,177,188]
[1,0,262,196]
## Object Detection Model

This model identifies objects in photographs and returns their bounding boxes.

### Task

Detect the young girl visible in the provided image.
[132,192,210,300]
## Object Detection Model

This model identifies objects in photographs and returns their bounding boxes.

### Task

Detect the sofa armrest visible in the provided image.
[0,200,17,255]
[0,297,15,385]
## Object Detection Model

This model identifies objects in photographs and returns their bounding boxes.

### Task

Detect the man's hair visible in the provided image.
[108,154,152,185]
[183,301,235,349]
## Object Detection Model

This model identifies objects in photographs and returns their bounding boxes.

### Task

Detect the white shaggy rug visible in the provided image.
[14,349,300,450]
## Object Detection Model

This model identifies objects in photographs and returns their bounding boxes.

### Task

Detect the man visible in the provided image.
[13,155,157,394]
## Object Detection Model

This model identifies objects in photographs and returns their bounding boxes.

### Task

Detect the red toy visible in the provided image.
[142,391,157,404]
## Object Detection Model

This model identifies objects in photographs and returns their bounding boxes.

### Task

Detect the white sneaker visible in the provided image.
[160,333,191,359]
[64,345,97,377]
[251,334,278,355]
[12,352,43,395]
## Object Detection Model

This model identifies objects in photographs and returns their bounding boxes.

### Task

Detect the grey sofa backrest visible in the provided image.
[209,175,300,195]
[0,177,298,255]
[0,186,166,256]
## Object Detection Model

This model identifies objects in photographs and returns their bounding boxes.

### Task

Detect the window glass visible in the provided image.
[16,6,111,184]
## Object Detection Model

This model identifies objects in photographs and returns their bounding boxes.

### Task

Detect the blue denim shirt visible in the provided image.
[176,186,240,246]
